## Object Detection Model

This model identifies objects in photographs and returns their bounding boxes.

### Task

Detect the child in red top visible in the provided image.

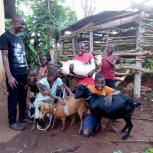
[33,49,48,80]
[100,43,118,88]
[81,73,121,137]
[69,42,95,86]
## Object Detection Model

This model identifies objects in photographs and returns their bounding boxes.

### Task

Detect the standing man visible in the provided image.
[0,15,31,131]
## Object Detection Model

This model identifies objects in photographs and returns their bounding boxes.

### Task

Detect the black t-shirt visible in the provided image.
[0,31,28,75]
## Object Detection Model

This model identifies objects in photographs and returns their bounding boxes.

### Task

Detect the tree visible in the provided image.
[80,0,96,17]
[15,0,77,66]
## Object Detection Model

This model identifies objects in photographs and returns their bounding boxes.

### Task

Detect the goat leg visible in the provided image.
[31,118,37,131]
[78,109,85,135]
[70,115,75,127]
[51,117,57,129]
[61,117,66,131]
[122,118,133,140]
[96,116,102,132]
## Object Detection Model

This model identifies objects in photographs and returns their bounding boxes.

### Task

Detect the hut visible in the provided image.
[59,8,153,98]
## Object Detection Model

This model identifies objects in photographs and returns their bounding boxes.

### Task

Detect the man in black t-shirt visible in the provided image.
[0,15,32,131]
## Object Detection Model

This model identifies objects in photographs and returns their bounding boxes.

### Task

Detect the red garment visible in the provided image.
[100,55,115,80]
[73,53,95,86]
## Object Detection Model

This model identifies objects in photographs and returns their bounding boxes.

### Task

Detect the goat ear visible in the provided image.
[60,61,65,65]
[38,105,42,112]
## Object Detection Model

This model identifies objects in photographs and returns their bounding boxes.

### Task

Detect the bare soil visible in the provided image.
[0,76,153,153]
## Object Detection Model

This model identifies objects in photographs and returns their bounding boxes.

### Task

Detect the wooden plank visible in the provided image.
[61,22,94,39]
[90,14,139,31]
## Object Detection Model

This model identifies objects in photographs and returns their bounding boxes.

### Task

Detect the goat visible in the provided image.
[60,55,102,79]
[36,96,88,134]
[75,84,140,140]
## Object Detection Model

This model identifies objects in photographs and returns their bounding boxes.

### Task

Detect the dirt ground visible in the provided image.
[0,76,153,153]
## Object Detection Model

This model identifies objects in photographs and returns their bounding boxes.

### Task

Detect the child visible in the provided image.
[47,60,55,69]
[27,68,39,119]
[33,67,73,129]
[81,73,121,137]
[34,66,72,109]
[100,43,118,88]
[33,49,48,80]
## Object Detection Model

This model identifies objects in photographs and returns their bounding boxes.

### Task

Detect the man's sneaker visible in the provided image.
[19,118,33,124]
[9,123,25,131]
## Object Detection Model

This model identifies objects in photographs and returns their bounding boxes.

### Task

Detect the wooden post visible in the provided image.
[134,12,145,98]
[61,40,64,54]
[0,0,5,84]
[72,37,76,55]
[89,31,93,53]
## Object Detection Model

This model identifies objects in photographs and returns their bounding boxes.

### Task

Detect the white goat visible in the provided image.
[60,55,102,79]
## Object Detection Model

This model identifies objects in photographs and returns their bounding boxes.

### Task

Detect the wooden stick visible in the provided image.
[111,139,153,144]
[142,18,153,22]
[116,65,151,73]
[132,117,153,122]
[115,70,130,76]
[72,134,113,145]
[108,36,137,39]
[142,108,153,114]
[116,70,130,86]
[115,51,152,57]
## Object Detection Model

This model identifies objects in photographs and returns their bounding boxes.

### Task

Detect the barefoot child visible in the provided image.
[27,68,39,119]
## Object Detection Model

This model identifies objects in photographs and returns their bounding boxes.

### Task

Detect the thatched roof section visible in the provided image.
[61,11,137,32]
[4,0,16,19]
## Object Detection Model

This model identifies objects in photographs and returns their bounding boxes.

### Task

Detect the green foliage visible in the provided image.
[143,148,153,153]
[13,0,77,66]
[5,19,11,31]
[144,58,153,71]
[144,91,153,99]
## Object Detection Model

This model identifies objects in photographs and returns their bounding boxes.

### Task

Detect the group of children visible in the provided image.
[27,42,121,137]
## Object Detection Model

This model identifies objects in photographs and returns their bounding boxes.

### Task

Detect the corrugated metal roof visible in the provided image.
[4,0,16,19]
[61,10,136,32]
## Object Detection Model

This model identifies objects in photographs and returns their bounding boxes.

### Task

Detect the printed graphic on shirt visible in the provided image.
[13,43,27,67]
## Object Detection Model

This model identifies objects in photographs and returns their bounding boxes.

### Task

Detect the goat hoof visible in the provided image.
[121,129,125,133]
[61,128,65,131]
[51,126,54,129]
[77,131,81,135]
[121,135,128,140]
[31,126,36,131]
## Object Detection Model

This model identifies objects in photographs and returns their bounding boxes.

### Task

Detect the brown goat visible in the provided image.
[37,96,88,134]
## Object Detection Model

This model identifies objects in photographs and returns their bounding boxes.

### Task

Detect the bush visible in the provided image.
[143,148,153,153]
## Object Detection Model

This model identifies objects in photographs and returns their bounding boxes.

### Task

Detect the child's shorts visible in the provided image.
[82,114,96,131]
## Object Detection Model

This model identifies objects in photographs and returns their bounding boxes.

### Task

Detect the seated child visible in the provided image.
[35,67,69,103]
[34,66,73,119]
[81,73,121,137]
[27,68,39,119]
